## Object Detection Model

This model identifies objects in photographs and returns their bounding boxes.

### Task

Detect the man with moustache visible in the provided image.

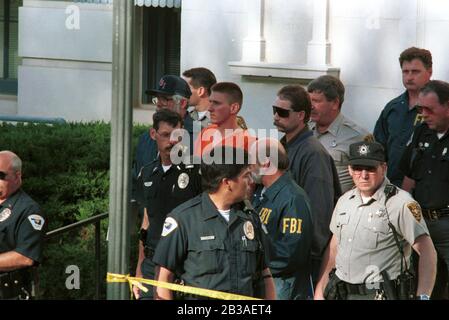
[308,75,369,193]
[132,76,193,219]
[272,84,341,286]
[374,47,433,187]
[133,109,202,299]
[314,141,436,300]
[0,151,46,299]
[400,80,449,299]
[153,146,275,300]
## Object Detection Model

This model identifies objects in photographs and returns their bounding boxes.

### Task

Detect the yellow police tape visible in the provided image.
[106,272,261,300]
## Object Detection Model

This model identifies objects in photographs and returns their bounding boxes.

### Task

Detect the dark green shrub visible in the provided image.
[0,122,147,299]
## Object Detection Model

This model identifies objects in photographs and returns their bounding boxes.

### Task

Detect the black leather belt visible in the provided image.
[0,269,31,300]
[341,282,380,295]
[422,207,449,220]
[144,246,154,259]
[341,280,397,296]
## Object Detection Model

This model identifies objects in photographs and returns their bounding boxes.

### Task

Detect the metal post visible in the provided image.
[95,221,101,300]
[107,0,134,300]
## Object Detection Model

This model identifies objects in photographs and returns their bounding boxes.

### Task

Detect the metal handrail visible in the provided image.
[44,212,109,300]
[46,212,108,239]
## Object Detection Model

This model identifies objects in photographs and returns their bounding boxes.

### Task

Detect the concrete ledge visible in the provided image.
[228,61,340,81]
[0,95,18,115]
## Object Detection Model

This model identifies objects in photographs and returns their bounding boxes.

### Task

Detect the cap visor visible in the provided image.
[348,159,382,167]
[145,89,173,96]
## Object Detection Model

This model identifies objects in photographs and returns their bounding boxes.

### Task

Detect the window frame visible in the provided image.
[0,0,21,95]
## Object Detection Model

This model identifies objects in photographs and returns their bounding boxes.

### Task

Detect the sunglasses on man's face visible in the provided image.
[272,106,292,118]
[0,171,7,180]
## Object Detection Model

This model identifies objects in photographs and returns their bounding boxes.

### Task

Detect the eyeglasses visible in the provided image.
[351,165,379,175]
[272,106,293,118]
[152,96,173,105]
[0,171,7,180]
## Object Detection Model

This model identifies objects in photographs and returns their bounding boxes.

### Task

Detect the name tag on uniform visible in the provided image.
[200,236,215,241]
[144,181,153,187]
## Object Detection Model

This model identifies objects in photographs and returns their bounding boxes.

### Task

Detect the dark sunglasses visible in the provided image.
[0,171,7,180]
[272,106,292,118]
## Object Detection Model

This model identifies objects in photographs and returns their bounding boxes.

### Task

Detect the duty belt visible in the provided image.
[340,280,396,296]
[422,207,449,221]
[0,269,31,300]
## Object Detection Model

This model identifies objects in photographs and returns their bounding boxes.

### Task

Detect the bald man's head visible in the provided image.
[0,151,22,201]
[250,138,289,176]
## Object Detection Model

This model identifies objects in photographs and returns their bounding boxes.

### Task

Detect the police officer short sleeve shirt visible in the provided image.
[373,92,424,186]
[153,193,268,297]
[400,123,449,209]
[330,179,429,284]
[311,114,369,193]
[0,189,46,264]
[140,158,202,249]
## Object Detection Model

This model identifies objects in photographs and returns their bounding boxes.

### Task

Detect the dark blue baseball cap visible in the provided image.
[349,141,386,167]
[146,75,192,98]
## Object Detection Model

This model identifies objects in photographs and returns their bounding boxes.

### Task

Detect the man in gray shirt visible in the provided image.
[273,84,342,285]
[314,141,436,300]
[308,75,369,193]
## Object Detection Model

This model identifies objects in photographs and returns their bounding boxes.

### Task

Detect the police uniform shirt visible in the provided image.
[139,158,202,249]
[133,133,158,207]
[280,126,342,259]
[188,107,210,129]
[0,189,46,264]
[400,123,449,209]
[374,91,424,186]
[252,172,312,277]
[153,192,268,297]
[311,113,369,193]
[330,178,429,284]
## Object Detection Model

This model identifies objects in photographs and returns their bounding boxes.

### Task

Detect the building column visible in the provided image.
[307,0,331,66]
[242,0,266,62]
[107,0,134,300]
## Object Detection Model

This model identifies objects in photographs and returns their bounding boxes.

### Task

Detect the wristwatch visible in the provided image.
[418,294,430,300]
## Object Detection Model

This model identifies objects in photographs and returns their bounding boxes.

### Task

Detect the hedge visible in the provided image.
[0,122,147,299]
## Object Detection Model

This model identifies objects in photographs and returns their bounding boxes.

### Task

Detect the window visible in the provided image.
[0,0,21,95]
[141,6,181,103]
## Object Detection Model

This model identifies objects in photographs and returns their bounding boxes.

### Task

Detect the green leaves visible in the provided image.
[0,122,147,299]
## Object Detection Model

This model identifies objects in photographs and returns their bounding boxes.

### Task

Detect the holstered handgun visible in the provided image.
[397,270,416,300]
[0,269,32,300]
[380,270,397,300]
[324,269,344,300]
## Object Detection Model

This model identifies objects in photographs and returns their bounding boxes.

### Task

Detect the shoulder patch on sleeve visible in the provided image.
[407,202,422,222]
[28,214,45,231]
[161,217,178,237]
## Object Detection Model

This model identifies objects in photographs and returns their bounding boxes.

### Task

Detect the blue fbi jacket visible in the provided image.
[252,172,313,299]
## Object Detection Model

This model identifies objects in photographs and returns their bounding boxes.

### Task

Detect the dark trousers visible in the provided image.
[139,257,156,300]
[426,217,449,299]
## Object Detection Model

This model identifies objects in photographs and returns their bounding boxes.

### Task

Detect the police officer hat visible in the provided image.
[348,141,386,167]
[146,75,192,98]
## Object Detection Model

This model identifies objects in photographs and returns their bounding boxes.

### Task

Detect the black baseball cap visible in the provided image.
[146,75,192,98]
[348,141,386,167]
